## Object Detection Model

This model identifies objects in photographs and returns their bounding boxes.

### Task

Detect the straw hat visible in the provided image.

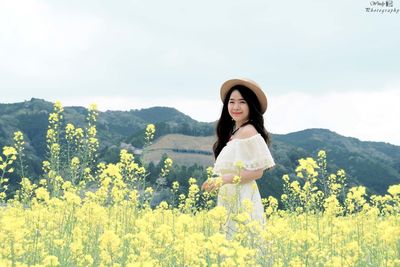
[220,78,268,114]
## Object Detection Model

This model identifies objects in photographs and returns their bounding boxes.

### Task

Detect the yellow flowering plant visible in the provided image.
[13,131,26,178]
[282,150,348,214]
[156,157,173,191]
[0,146,17,202]
[144,123,156,146]
[2,102,400,266]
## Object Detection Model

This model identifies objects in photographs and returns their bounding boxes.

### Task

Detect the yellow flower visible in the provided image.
[62,181,73,191]
[89,137,99,145]
[89,103,98,112]
[337,169,346,177]
[235,160,244,169]
[42,255,60,267]
[54,100,63,112]
[13,131,25,149]
[48,112,59,123]
[161,157,173,177]
[345,186,367,213]
[74,128,84,139]
[232,175,241,184]
[3,146,17,157]
[296,157,319,178]
[145,187,154,196]
[214,177,223,187]
[158,201,169,210]
[42,160,51,172]
[282,174,290,183]
[50,143,60,155]
[209,206,227,221]
[35,187,50,203]
[88,126,97,137]
[295,207,303,213]
[290,181,301,193]
[268,196,278,207]
[164,157,173,166]
[99,230,121,263]
[206,166,214,178]
[71,157,80,167]
[188,177,197,185]
[266,206,274,216]
[324,195,343,216]
[120,149,133,163]
[172,181,180,190]
[317,150,326,158]
[63,191,81,206]
[83,255,94,265]
[146,123,155,135]
[13,131,24,141]
[242,198,253,212]
[145,124,156,145]
[188,184,199,196]
[234,212,250,224]
[388,184,400,197]
[65,123,75,142]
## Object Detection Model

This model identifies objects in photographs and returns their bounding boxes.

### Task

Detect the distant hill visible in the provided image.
[141,130,400,197]
[0,98,399,199]
[273,129,400,195]
[0,98,213,173]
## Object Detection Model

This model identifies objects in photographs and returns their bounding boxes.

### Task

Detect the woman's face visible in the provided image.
[228,90,250,124]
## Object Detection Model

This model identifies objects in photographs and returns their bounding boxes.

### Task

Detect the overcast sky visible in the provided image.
[1,0,399,145]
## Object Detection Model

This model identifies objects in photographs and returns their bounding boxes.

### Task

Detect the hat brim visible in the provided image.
[220,78,268,114]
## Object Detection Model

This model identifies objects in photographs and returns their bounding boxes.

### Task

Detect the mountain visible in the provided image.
[273,129,400,195]
[0,98,213,171]
[0,98,399,199]
[142,130,400,197]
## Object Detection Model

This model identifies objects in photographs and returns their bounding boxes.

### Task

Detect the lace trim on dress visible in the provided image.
[213,134,275,175]
[214,158,274,172]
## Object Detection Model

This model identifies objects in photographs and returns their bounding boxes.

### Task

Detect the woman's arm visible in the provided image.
[201,168,264,192]
[202,125,266,192]
[221,168,264,185]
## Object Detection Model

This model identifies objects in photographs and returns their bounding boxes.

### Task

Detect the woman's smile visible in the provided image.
[228,90,250,123]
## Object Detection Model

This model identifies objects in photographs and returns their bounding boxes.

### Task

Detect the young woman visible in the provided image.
[201,78,275,237]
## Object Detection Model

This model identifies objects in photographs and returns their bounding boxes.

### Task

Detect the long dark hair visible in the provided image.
[213,85,271,159]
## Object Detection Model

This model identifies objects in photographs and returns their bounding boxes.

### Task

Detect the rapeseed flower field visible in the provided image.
[0,102,399,266]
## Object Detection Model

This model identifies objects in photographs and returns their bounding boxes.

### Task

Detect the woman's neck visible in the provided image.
[235,119,249,129]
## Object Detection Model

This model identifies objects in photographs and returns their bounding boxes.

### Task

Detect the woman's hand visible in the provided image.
[201,175,233,192]
[201,169,263,192]
[201,179,218,192]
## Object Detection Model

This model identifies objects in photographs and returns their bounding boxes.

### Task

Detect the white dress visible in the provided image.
[213,133,275,237]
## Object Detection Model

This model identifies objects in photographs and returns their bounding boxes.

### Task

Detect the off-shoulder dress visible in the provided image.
[213,133,275,236]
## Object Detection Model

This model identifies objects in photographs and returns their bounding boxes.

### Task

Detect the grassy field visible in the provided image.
[142,134,215,166]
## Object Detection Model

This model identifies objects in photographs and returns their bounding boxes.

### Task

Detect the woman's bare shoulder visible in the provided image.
[236,124,258,139]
